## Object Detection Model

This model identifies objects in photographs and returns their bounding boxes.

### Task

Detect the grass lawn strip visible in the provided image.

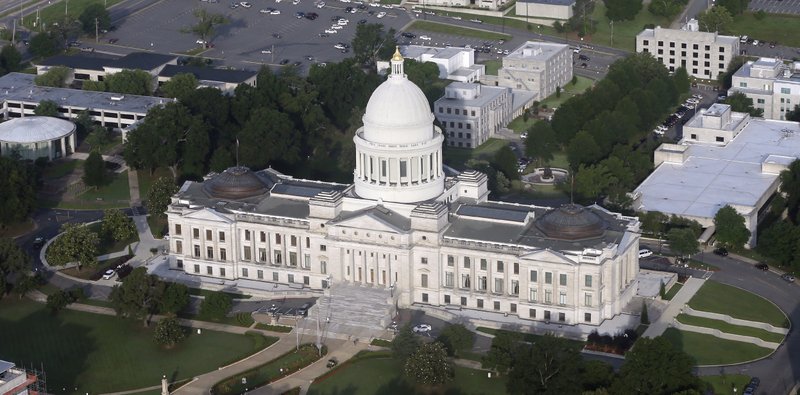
[213,344,326,395]
[483,59,501,75]
[701,374,752,394]
[188,287,252,299]
[308,353,508,395]
[475,327,584,348]
[664,282,683,301]
[56,170,130,209]
[22,0,123,30]
[729,12,800,48]
[179,310,255,327]
[408,20,511,41]
[44,159,81,179]
[444,137,509,169]
[255,323,293,333]
[369,338,392,347]
[0,299,272,393]
[661,328,772,365]
[688,280,789,328]
[676,314,785,343]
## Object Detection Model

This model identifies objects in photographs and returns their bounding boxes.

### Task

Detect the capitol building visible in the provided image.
[165,51,640,333]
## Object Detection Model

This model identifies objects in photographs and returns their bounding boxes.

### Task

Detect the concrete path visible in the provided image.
[642,277,705,338]
[128,169,141,207]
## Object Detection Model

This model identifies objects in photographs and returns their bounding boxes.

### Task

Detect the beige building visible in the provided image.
[515,0,574,20]
[728,58,800,120]
[165,53,640,337]
[636,19,739,80]
[434,82,513,148]
[497,41,572,100]
[422,0,510,10]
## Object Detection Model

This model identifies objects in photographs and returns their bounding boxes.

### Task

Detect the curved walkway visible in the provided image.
[642,277,706,338]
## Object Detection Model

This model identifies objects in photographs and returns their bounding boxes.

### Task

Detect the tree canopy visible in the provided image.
[713,205,750,249]
[200,291,232,320]
[391,324,420,362]
[723,92,764,117]
[78,3,111,35]
[351,23,396,66]
[83,150,107,187]
[34,67,70,88]
[648,0,688,18]
[667,228,700,259]
[0,238,30,295]
[0,45,22,75]
[697,6,733,33]
[183,8,228,43]
[105,69,153,95]
[102,209,136,242]
[110,267,166,326]
[0,156,38,224]
[145,177,177,218]
[603,0,642,21]
[507,335,583,395]
[612,336,701,394]
[29,32,61,58]
[47,223,99,267]
[436,324,474,357]
[161,72,199,100]
[524,121,558,166]
[153,317,186,347]
[404,342,454,386]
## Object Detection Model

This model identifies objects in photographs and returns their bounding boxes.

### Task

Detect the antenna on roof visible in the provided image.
[235,138,240,167]
[570,173,574,204]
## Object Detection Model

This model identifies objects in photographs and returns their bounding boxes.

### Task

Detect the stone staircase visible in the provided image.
[309,283,394,337]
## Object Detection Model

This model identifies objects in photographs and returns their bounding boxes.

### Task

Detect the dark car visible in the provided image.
[781,273,796,282]
[107,38,118,44]
[272,33,282,39]
[755,263,769,271]
[279,59,290,65]
[713,248,728,256]
[580,62,588,68]
[358,19,367,24]
[578,54,590,61]
[32,237,45,248]
[326,358,338,368]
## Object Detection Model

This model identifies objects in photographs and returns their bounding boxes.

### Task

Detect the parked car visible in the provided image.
[781,273,796,282]
[713,247,728,256]
[419,35,431,41]
[326,358,338,368]
[270,9,281,14]
[280,59,290,65]
[638,248,653,258]
[324,29,337,34]
[755,263,769,271]
[33,237,45,248]
[578,54,590,61]
[469,18,482,23]
[376,11,386,18]
[240,1,252,7]
[412,324,432,333]
[102,269,116,280]
[401,32,415,39]
[317,1,326,7]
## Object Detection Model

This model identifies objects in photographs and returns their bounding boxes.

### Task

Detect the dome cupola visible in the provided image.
[203,166,269,200]
[535,204,606,240]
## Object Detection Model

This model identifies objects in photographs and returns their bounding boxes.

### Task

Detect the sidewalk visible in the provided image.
[642,277,706,338]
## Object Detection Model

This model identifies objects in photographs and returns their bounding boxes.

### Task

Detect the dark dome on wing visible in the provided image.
[203,166,268,199]
[535,204,606,240]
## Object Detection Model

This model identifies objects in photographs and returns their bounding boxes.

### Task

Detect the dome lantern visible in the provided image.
[390,46,404,76]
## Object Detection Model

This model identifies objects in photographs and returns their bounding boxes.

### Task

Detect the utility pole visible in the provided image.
[610,20,614,47]
[11,18,15,45]
[95,17,99,43]
[65,0,68,16]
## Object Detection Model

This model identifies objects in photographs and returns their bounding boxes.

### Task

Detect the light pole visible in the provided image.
[610,20,614,47]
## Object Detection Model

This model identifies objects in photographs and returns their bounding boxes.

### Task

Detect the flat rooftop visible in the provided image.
[634,118,800,219]
[0,73,167,114]
[437,82,508,108]
[505,41,568,62]
[517,0,574,5]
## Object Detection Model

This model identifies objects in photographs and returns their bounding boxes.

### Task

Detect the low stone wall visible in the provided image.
[672,321,781,350]
[684,306,789,334]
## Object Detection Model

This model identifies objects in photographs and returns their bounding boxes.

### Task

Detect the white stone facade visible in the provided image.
[166,54,640,331]
[515,0,574,20]
[636,19,739,80]
[497,41,573,99]
[434,82,513,148]
[728,58,800,120]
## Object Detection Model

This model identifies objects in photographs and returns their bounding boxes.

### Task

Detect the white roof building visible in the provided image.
[0,116,77,161]
[633,104,800,247]
[164,50,641,339]
[378,46,484,83]
[728,57,800,121]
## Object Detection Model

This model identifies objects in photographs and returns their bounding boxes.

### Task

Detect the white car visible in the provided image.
[240,1,252,7]
[261,49,272,54]
[653,126,666,135]
[452,16,461,20]
[324,29,338,34]
[381,3,392,8]
[376,11,386,18]
[293,0,300,4]
[412,324,432,333]
[520,132,528,139]
[419,35,431,41]
[334,43,346,49]
[369,2,380,6]
[638,249,653,258]
[271,9,281,14]
[260,8,270,13]
[338,19,349,25]
[102,269,116,280]
[341,0,351,2]
[330,25,342,30]
[317,1,325,7]
[163,233,170,241]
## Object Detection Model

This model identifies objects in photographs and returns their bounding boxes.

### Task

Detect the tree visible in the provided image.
[781,160,800,223]
[34,100,59,117]
[787,104,800,122]
[0,238,29,294]
[0,157,37,224]
[723,92,763,117]
[524,121,558,166]
[404,342,454,386]
[493,145,520,181]
[83,150,107,187]
[612,336,701,394]
[153,317,186,347]
[82,80,106,92]
[673,67,690,94]
[47,223,99,268]
[648,0,687,19]
[34,66,70,88]
[640,211,669,237]
[667,228,699,260]
[13,273,37,299]
[697,6,733,34]
[183,8,228,44]
[482,330,520,375]
[567,131,602,169]
[436,324,475,357]
[604,0,642,21]
[717,0,749,15]
[352,23,393,65]
[110,267,166,326]
[105,69,153,95]
[574,163,614,202]
[757,220,798,265]
[85,125,111,148]
[237,107,299,170]
[391,324,420,362]
[717,56,746,90]
[713,205,751,249]
[46,289,73,313]
[161,73,199,100]
[159,282,190,314]
[200,291,232,321]
[641,300,650,324]
[102,209,136,242]
[78,3,111,35]
[581,360,615,392]
[29,32,61,58]
[0,45,22,74]
[571,75,578,86]
[507,335,583,395]
[146,177,177,218]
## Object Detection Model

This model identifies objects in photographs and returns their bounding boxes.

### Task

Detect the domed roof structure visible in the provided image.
[0,116,75,143]
[361,48,435,145]
[203,166,269,200]
[535,204,606,240]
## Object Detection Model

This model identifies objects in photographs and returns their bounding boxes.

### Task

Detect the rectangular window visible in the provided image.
[193,245,200,258]
[461,274,471,289]
[461,297,467,306]
[691,134,698,139]
[510,303,517,313]
[478,276,487,291]
[422,293,429,303]
[175,240,183,254]
[206,266,213,275]
[304,276,310,285]
[194,264,200,273]
[288,274,294,283]
[291,235,297,247]
[276,234,281,244]
[559,273,567,286]
[494,278,503,294]
[206,229,212,241]
[193,228,200,239]
[220,248,226,261]
[260,231,266,243]
[321,260,327,274]
[274,251,282,264]
[444,295,451,304]
[464,257,471,269]
[513,262,519,275]
[585,313,592,322]
[757,98,765,104]
[306,237,310,248]
[257,270,263,279]
[739,82,748,88]
[219,231,225,242]
[493,301,500,311]
[273,272,279,281]
[422,257,429,265]
[445,272,454,287]
[716,136,724,142]
[447,255,454,266]
[585,293,592,306]
[243,246,251,261]
[497,261,504,273]
[545,272,552,284]
[220,268,226,277]
[477,299,484,308]
[421,274,428,288]
[544,310,551,321]
[559,312,565,322]
[511,280,519,295]
[289,252,297,266]
[585,275,592,287]
[381,160,387,177]
[559,292,567,305]
[480,259,487,271]
[529,288,537,302]
[177,259,183,268]
[303,254,311,269]
[259,248,267,262]
[244,230,250,241]
[530,270,537,282]
[175,224,182,235]
[545,290,552,304]
[400,161,407,177]
[782,87,791,94]
[529,308,536,318]
[206,246,213,260]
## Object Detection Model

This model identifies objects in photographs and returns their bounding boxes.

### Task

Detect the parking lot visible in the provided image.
[749,0,800,15]
[107,0,411,70]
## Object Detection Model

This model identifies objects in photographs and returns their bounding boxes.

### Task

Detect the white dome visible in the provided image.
[0,116,76,143]
[362,70,434,145]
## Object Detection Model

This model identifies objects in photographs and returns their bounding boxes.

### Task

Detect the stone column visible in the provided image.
[59,138,66,159]
[70,133,76,155]
[47,140,53,160]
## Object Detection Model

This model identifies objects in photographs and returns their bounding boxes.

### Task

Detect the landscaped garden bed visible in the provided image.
[212,343,327,395]
[583,329,637,355]
[255,323,293,333]
[61,254,133,281]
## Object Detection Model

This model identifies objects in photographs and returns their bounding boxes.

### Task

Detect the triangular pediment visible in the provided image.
[184,208,234,223]
[333,211,408,234]
[520,249,577,265]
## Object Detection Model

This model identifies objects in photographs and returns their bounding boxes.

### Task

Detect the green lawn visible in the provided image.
[688,281,789,328]
[188,287,252,300]
[662,328,773,365]
[443,138,509,169]
[43,159,81,179]
[540,76,595,109]
[148,215,168,239]
[85,221,139,256]
[255,323,293,333]
[0,299,272,394]
[422,7,559,38]
[728,12,800,48]
[701,374,752,394]
[664,282,683,301]
[50,170,131,209]
[307,355,508,395]
[136,167,174,200]
[180,310,255,328]
[676,314,785,343]
[22,0,123,30]
[408,20,512,41]
[475,327,584,348]
[483,59,501,75]
[213,344,325,395]
[586,3,672,51]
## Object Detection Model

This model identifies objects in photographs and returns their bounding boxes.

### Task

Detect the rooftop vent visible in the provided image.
[110,95,125,101]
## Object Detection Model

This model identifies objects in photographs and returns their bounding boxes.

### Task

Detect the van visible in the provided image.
[297,302,312,316]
